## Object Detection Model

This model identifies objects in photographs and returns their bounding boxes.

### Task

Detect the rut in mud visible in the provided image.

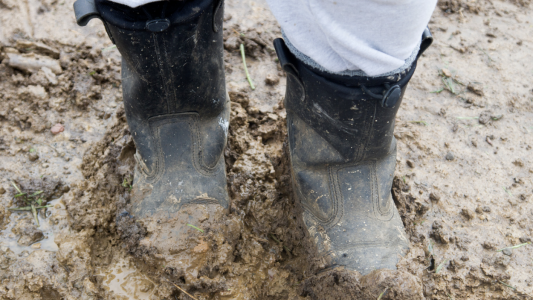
[1,0,533,299]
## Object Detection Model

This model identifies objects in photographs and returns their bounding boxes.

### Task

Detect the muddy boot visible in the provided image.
[74,0,229,245]
[273,30,432,275]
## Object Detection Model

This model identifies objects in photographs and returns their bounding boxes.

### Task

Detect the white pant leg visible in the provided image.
[104,0,437,76]
[266,0,437,76]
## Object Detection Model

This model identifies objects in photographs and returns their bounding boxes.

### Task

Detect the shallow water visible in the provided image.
[0,197,64,255]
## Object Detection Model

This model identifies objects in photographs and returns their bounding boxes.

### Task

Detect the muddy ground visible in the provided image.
[1,0,533,299]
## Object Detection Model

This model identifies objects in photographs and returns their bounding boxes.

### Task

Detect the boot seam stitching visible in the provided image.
[190,115,220,175]
[152,33,171,113]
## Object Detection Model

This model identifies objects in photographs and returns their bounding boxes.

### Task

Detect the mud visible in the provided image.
[1,0,533,299]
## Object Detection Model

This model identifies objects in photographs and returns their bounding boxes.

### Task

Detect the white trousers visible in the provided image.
[106,0,437,76]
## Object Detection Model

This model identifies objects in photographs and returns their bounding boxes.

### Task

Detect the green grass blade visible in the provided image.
[187,224,204,233]
[497,242,531,252]
[435,259,448,274]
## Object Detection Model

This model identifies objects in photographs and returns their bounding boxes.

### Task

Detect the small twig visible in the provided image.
[270,234,292,255]
[377,287,389,300]
[503,187,513,197]
[448,293,455,300]
[497,242,531,252]
[11,182,22,193]
[164,280,199,300]
[232,28,244,37]
[486,136,493,146]
[31,204,39,226]
[101,45,117,52]
[498,281,516,290]
[409,120,428,126]
[8,205,51,211]
[455,116,479,120]
[187,224,204,233]
[240,44,255,90]
[477,47,494,62]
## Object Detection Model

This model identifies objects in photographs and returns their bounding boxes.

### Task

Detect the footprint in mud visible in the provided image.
[98,259,156,300]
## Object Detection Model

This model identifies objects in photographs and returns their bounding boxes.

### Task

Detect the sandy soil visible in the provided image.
[1,0,532,299]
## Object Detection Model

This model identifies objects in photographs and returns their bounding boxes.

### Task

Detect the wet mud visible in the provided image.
[1,0,533,299]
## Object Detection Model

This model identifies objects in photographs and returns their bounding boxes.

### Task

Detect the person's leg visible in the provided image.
[267,0,437,76]
[74,0,229,250]
[268,0,436,275]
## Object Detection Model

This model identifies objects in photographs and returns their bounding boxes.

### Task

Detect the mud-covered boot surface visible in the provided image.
[274,36,432,274]
[83,0,231,257]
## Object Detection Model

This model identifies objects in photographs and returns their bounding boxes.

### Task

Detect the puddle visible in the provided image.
[0,197,64,255]
[97,259,156,300]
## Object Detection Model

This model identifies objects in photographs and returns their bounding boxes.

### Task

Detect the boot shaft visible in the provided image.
[274,32,432,164]
[96,0,226,119]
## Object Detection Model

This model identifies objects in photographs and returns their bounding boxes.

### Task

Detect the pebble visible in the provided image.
[31,243,41,249]
[502,248,512,256]
[441,68,452,77]
[445,152,455,161]
[429,192,441,203]
[51,123,64,134]
[406,160,415,168]
[519,237,531,243]
[265,74,280,85]
[28,152,39,162]
[467,82,484,96]
[0,187,5,194]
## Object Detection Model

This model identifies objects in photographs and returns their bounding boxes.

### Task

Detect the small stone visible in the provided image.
[445,152,455,161]
[512,159,524,167]
[483,206,491,213]
[467,82,484,96]
[478,111,491,125]
[12,219,44,246]
[193,240,209,253]
[406,160,415,168]
[461,208,475,220]
[30,243,41,249]
[0,187,5,194]
[519,237,531,243]
[502,248,512,256]
[265,74,280,86]
[28,152,39,162]
[51,123,64,135]
[429,192,441,203]
[441,68,452,77]
[475,206,483,214]
[482,242,495,250]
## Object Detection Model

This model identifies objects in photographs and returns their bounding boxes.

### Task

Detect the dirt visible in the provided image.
[1,0,533,299]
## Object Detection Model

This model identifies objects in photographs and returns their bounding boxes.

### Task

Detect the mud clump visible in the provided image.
[11,218,44,246]
[302,269,424,300]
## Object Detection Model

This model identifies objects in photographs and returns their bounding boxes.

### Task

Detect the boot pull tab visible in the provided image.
[361,84,401,108]
[273,38,301,80]
[417,27,434,58]
[146,19,171,32]
[381,85,402,108]
[73,0,101,26]
[143,3,170,32]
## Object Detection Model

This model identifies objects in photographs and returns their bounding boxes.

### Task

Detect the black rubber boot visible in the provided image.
[274,30,432,275]
[74,0,229,224]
